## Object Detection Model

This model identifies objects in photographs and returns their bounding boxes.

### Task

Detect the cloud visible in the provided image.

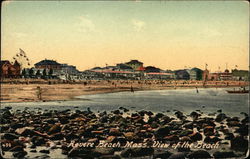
[76,15,96,33]
[132,19,145,32]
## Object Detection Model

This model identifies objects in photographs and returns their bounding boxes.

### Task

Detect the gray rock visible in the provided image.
[9,145,24,152]
[3,133,19,140]
[215,113,227,122]
[230,136,248,152]
[39,149,50,154]
[31,136,46,146]
[155,126,170,138]
[189,132,202,142]
[68,147,92,157]
[213,151,237,158]
[92,148,114,156]
[188,150,212,158]
[153,151,172,159]
[168,152,186,159]
[13,151,27,158]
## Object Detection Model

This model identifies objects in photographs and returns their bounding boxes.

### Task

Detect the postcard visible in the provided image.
[1,0,249,159]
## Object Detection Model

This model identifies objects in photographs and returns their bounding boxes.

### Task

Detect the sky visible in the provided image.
[1,0,249,71]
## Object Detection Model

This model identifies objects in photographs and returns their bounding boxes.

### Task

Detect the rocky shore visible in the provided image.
[0,106,248,158]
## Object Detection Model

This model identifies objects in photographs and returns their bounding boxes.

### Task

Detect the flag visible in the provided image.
[19,48,25,53]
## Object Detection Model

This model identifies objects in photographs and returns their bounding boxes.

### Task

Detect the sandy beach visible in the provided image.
[1,79,248,103]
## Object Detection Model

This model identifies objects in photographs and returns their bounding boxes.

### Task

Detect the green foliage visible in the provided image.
[36,70,41,76]
[42,69,47,76]
[49,68,53,76]
[21,69,26,76]
[29,68,34,76]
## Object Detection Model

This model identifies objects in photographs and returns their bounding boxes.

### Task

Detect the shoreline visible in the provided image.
[1,80,248,103]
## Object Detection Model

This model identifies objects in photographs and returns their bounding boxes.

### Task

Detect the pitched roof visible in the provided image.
[0,60,11,67]
[35,59,61,66]
[125,60,143,65]
[117,64,133,69]
[136,66,145,71]
[91,67,102,70]
[191,67,202,71]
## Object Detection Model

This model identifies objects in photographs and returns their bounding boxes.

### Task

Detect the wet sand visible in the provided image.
[1,80,248,103]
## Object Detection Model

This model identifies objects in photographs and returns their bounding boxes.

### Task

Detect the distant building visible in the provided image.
[231,69,249,81]
[34,59,80,79]
[116,63,134,72]
[103,66,118,71]
[145,66,161,73]
[218,69,232,81]
[175,70,190,80]
[145,72,175,79]
[208,73,220,81]
[61,64,79,75]
[136,66,146,72]
[125,60,143,70]
[34,59,61,70]
[206,69,233,81]
[0,60,21,78]
[189,68,203,80]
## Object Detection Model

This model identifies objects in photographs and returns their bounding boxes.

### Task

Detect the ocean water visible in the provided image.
[1,87,249,117]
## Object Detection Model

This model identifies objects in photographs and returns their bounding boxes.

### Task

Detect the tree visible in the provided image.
[42,69,47,79]
[7,67,12,78]
[29,68,34,78]
[21,69,27,78]
[36,70,41,77]
[49,68,53,78]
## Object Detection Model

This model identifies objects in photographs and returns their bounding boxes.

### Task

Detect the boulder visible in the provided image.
[109,128,121,136]
[227,121,241,127]
[189,132,202,142]
[154,126,170,138]
[215,113,227,122]
[68,147,92,157]
[39,149,50,154]
[124,132,135,140]
[153,151,172,159]
[213,151,237,158]
[230,136,248,152]
[48,124,61,135]
[13,151,27,158]
[235,125,248,136]
[204,126,215,136]
[31,136,46,146]
[204,136,220,143]
[188,150,212,158]
[3,133,19,140]
[168,152,186,159]
[9,145,24,152]
[15,127,35,136]
[92,148,114,156]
